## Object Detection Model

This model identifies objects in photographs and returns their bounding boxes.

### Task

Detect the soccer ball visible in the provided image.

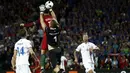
[45,1,54,9]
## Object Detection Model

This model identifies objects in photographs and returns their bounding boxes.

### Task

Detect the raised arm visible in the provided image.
[40,13,46,31]
[50,9,57,19]
[50,9,60,27]
[39,4,46,31]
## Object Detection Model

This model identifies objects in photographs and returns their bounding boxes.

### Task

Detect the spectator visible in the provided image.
[112,56,118,69]
[112,40,119,53]
[37,27,43,42]
[0,0,129,71]
[99,59,105,69]
[105,56,112,69]
[119,55,129,69]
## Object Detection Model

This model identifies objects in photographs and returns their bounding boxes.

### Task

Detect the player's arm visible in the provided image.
[89,43,100,53]
[40,13,46,31]
[39,4,46,31]
[50,9,60,27]
[29,48,39,62]
[74,45,81,64]
[90,43,99,50]
[74,50,78,63]
[20,21,37,27]
[11,49,17,70]
[50,9,57,19]
[93,45,99,50]
[29,48,40,73]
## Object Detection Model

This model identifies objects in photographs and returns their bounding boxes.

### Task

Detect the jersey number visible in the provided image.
[54,36,57,42]
[17,47,24,56]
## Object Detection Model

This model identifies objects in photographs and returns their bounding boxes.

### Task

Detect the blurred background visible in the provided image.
[0,0,129,73]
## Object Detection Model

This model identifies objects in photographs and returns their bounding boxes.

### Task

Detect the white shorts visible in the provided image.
[83,62,95,73]
[16,64,31,73]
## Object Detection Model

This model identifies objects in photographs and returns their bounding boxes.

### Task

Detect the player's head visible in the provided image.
[49,19,59,28]
[18,28,27,38]
[83,32,88,42]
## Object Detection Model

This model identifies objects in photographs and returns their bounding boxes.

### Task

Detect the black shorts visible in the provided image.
[48,47,62,68]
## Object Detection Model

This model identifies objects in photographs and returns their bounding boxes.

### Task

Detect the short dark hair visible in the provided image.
[18,28,26,38]
[51,20,59,28]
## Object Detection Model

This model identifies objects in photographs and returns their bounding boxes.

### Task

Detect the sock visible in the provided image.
[40,54,46,69]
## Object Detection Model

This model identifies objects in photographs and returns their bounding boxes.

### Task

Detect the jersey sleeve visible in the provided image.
[26,41,32,48]
[91,43,99,50]
[76,45,81,52]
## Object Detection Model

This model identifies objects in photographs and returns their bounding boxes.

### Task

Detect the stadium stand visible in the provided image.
[0,0,129,73]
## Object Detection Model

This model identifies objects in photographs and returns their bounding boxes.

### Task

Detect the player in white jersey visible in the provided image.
[74,32,99,73]
[11,29,39,73]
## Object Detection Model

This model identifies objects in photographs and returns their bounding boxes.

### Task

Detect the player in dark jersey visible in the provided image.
[46,22,61,71]
[40,11,63,73]
[46,24,60,48]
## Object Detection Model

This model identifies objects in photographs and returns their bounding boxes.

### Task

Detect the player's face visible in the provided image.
[83,34,88,42]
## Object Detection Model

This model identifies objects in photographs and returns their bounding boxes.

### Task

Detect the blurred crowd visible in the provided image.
[0,0,130,71]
